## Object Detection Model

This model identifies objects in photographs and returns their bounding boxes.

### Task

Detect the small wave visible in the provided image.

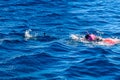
[0,38,26,52]
[3,52,59,65]
[7,77,39,80]
[49,42,71,52]
[0,38,25,46]
[38,35,57,42]
[46,13,62,17]
[0,38,21,45]
[64,56,118,79]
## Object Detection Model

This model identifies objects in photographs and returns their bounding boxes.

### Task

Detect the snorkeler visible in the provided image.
[70,33,120,45]
[85,34,102,42]
[84,34,120,45]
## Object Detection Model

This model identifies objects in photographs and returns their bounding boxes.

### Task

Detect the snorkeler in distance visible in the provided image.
[71,33,120,45]
[24,29,57,41]
[25,29,49,39]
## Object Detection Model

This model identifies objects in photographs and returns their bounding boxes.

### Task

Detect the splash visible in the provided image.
[24,29,57,42]
[70,34,79,41]
[24,29,38,40]
[25,29,32,39]
[70,34,88,43]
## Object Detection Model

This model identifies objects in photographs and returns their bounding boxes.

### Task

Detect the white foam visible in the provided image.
[24,29,39,41]
[70,34,79,40]
[25,29,32,38]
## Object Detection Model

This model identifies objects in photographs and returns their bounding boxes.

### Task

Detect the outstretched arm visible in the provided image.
[70,34,79,41]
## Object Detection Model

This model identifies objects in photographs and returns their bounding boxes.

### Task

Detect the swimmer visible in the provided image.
[71,34,120,45]
[85,34,120,45]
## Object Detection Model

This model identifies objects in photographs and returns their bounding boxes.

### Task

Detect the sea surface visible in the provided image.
[0,0,120,80]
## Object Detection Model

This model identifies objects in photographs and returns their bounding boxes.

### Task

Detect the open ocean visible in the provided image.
[0,0,120,80]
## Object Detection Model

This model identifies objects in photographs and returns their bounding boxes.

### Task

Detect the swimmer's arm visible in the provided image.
[79,38,86,41]
[70,34,79,41]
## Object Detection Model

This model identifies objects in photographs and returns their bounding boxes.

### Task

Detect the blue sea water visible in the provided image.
[0,0,120,80]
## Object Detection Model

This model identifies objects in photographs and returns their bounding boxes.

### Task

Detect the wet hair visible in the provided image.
[85,34,90,40]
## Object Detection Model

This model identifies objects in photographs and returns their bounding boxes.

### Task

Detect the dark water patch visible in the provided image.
[112,15,120,19]
[0,18,10,22]
[9,31,25,37]
[0,39,28,52]
[49,42,71,52]
[38,35,57,42]
[81,57,111,66]
[9,77,39,80]
[12,65,38,74]
[65,57,119,78]
[41,72,62,80]
[88,47,113,54]
[110,57,120,62]
[0,1,49,7]
[65,65,100,78]
[0,33,7,38]
[2,39,25,46]
[0,52,61,78]
[115,76,120,80]
[75,50,95,56]
[46,13,63,17]
[4,52,60,67]
[112,32,120,36]
[13,1,47,7]
[0,71,15,77]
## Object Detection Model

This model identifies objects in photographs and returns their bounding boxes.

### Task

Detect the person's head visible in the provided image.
[85,34,96,41]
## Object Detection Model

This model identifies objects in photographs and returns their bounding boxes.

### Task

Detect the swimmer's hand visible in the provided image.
[96,37,103,41]
[70,34,79,40]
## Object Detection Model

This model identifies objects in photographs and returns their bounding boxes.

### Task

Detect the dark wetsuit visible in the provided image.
[95,37,103,42]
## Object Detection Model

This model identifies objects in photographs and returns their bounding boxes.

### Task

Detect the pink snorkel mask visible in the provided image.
[88,34,96,41]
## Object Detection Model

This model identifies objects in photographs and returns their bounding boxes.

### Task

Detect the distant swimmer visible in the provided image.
[71,33,120,45]
[24,29,57,41]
